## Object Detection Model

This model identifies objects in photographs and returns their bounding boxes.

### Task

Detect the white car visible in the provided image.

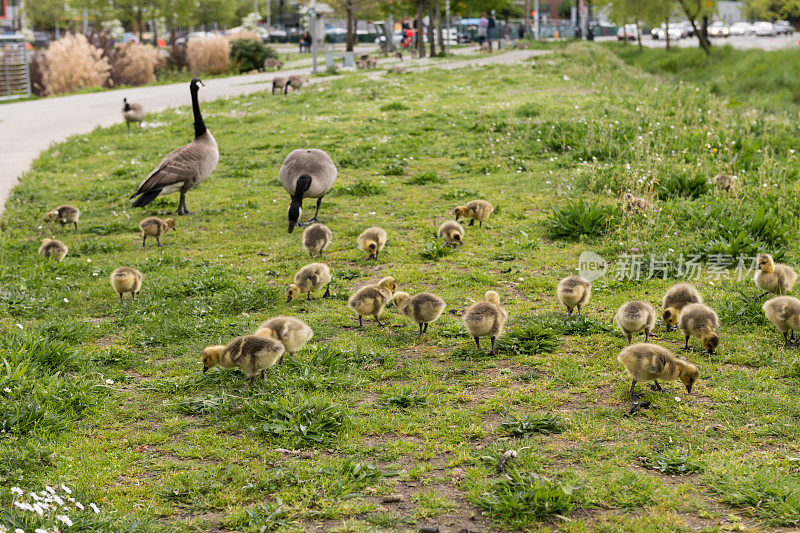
[754,21,776,36]
[652,25,682,41]
[708,21,730,37]
[729,22,755,36]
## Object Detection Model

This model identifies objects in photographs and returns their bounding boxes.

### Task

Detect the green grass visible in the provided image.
[2,42,800,530]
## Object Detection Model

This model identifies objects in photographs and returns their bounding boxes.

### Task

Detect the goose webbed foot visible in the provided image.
[297,217,320,227]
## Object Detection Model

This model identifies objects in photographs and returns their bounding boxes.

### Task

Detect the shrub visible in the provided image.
[543,200,619,239]
[28,51,46,96]
[112,42,159,86]
[166,43,189,72]
[496,322,562,355]
[420,241,454,260]
[248,395,349,447]
[336,179,385,196]
[470,471,581,529]
[230,38,277,72]
[43,33,111,95]
[406,171,446,185]
[187,35,231,75]
[227,30,263,42]
[641,450,702,474]
[656,173,711,200]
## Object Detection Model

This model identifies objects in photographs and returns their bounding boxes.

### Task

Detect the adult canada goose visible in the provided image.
[129,78,219,215]
[283,75,307,94]
[122,98,145,129]
[279,149,337,233]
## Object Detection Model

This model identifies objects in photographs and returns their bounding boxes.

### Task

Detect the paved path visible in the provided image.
[0,47,544,212]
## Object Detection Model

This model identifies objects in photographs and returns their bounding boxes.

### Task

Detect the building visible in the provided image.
[0,0,19,32]
[716,1,744,24]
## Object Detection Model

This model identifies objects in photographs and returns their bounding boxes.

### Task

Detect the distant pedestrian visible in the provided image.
[477,13,488,46]
[504,16,511,41]
[487,13,496,49]
[517,23,525,40]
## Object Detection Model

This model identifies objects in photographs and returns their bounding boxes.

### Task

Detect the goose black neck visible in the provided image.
[293,174,312,203]
[191,87,206,138]
[123,99,131,111]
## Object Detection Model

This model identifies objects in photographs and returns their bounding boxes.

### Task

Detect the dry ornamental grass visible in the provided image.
[43,33,111,95]
[112,42,159,86]
[187,35,231,75]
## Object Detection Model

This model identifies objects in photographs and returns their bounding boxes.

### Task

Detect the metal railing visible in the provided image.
[0,36,31,101]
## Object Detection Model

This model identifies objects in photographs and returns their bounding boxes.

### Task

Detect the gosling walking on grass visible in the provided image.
[358,227,387,260]
[138,217,176,247]
[201,335,285,385]
[754,254,797,297]
[110,267,142,302]
[454,200,494,227]
[462,290,507,355]
[557,276,591,315]
[662,283,703,332]
[286,263,332,302]
[617,343,699,412]
[615,301,656,344]
[348,277,397,327]
[303,223,332,258]
[393,291,446,335]
[44,205,80,230]
[254,316,314,361]
[763,296,800,347]
[678,303,720,354]
[38,239,68,262]
[438,220,465,248]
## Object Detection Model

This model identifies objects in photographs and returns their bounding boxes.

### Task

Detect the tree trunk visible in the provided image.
[153,20,158,44]
[678,0,711,55]
[137,10,144,43]
[665,18,670,51]
[622,16,627,45]
[436,3,444,53]
[416,0,426,57]
[345,0,354,52]
[636,22,642,49]
[428,4,436,57]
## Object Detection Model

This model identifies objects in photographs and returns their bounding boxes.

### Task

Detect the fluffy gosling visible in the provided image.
[622,193,649,212]
[454,200,494,227]
[557,276,591,315]
[357,227,387,260]
[38,238,68,262]
[462,290,507,355]
[678,303,720,354]
[438,220,465,248]
[348,277,397,327]
[110,267,143,302]
[662,283,703,331]
[615,301,656,344]
[254,316,313,360]
[286,263,331,302]
[713,173,735,191]
[303,223,332,258]
[44,205,80,230]
[763,296,800,347]
[201,335,285,384]
[393,291,446,335]
[617,343,699,408]
[138,216,176,247]
[754,254,797,297]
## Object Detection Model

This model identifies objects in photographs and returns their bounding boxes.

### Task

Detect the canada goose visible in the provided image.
[395,51,403,60]
[678,303,720,354]
[516,41,529,49]
[254,316,313,360]
[480,42,491,52]
[201,335,285,384]
[286,262,331,302]
[44,205,80,230]
[393,291,446,335]
[284,75,307,94]
[366,57,379,68]
[355,59,368,69]
[271,76,287,94]
[615,300,656,344]
[263,58,284,71]
[557,276,591,315]
[713,173,735,191]
[138,216,176,247]
[348,277,397,327]
[454,200,494,227]
[303,223,332,257]
[617,343,699,409]
[438,220,465,247]
[38,238,67,262]
[763,296,800,347]
[279,149,337,233]
[462,290,507,355]
[389,65,406,74]
[754,254,797,297]
[129,78,219,216]
[122,98,145,129]
[110,266,143,302]
[662,283,703,332]
[358,227,387,260]
[622,192,649,212]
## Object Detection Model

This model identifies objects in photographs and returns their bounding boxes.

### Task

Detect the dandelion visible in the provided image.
[89,502,100,514]
[10,487,23,495]
[75,501,84,510]
[56,514,74,527]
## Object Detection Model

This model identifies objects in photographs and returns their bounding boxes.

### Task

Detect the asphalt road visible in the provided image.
[0,47,542,213]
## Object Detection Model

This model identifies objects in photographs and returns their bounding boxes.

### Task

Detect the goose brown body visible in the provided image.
[348,277,397,327]
[393,291,446,334]
[44,205,80,229]
[615,300,656,344]
[38,239,68,262]
[678,303,720,354]
[462,291,507,355]
[557,276,591,315]
[110,267,142,302]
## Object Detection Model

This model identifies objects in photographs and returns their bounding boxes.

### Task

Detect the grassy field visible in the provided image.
[2,43,800,532]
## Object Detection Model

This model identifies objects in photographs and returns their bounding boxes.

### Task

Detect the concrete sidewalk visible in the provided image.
[0,47,543,212]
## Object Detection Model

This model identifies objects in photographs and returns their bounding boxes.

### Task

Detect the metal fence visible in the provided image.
[0,36,31,101]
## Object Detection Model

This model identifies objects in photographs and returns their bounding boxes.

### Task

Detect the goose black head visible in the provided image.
[190,78,205,91]
[288,204,302,233]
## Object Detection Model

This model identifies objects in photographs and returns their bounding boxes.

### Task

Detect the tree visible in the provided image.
[676,0,715,54]
[26,0,73,33]
[744,0,800,21]
[644,0,678,50]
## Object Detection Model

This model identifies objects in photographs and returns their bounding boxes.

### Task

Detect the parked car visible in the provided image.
[754,21,776,36]
[708,21,730,37]
[773,20,794,35]
[617,24,638,41]
[651,24,682,41]
[729,21,755,35]
[677,21,694,37]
